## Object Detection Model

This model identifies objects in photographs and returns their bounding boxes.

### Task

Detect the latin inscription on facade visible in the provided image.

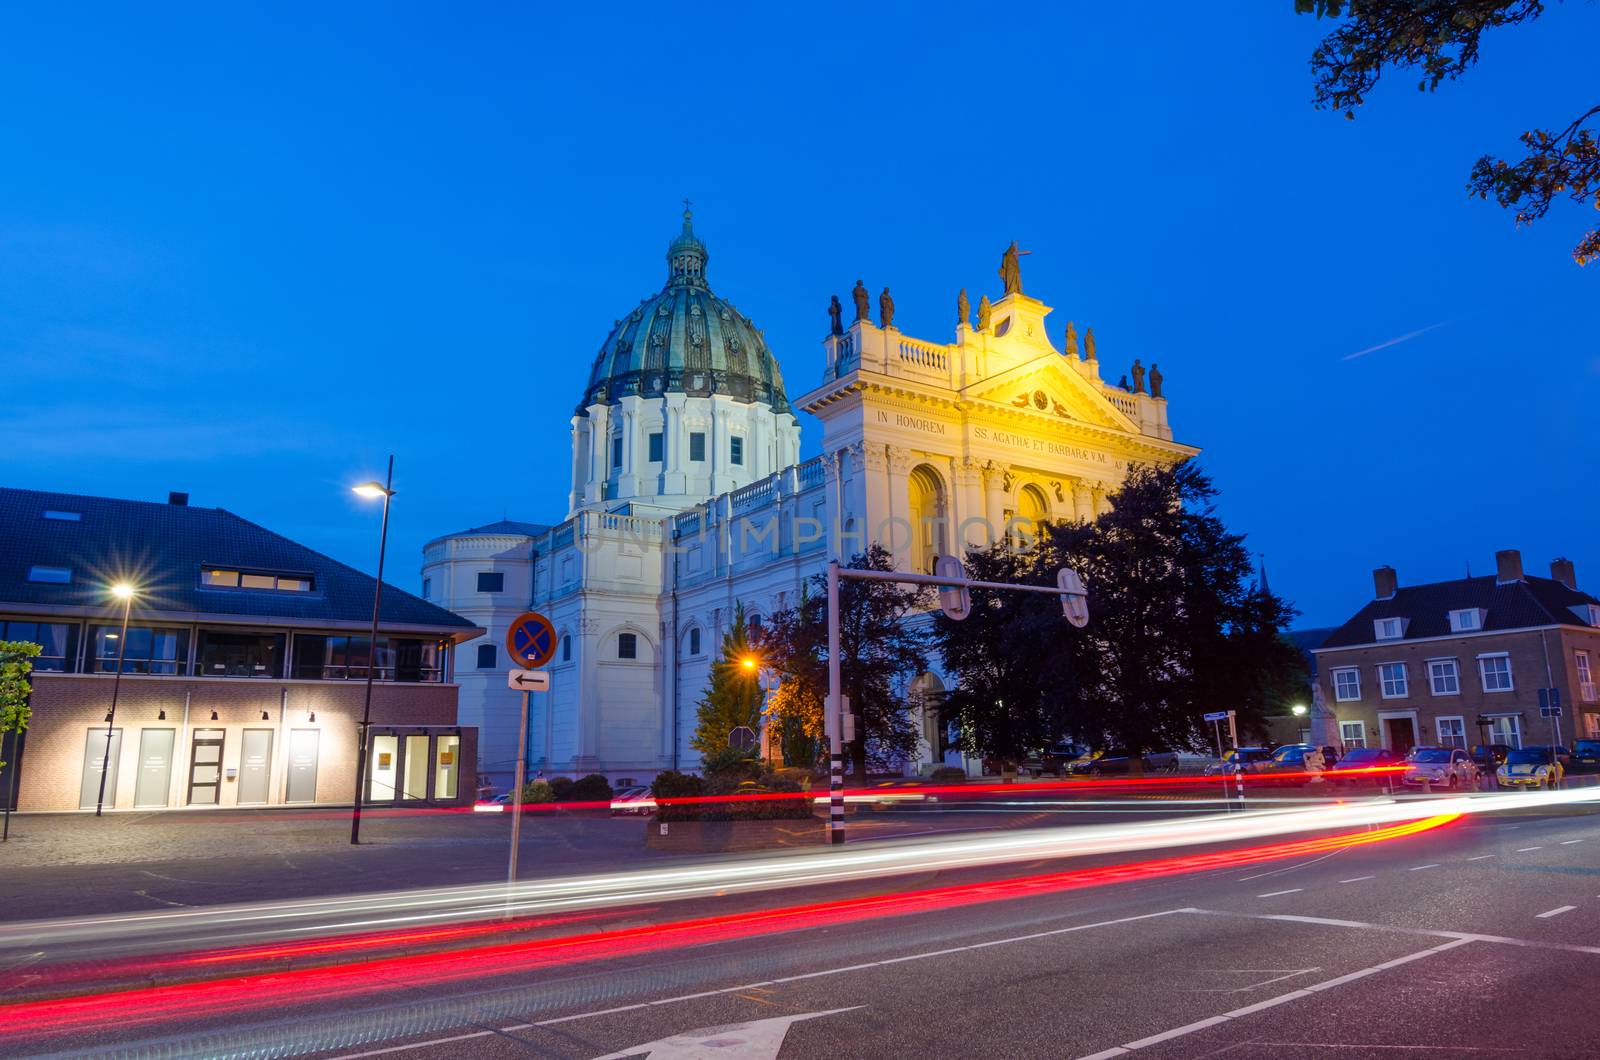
[972,426,1111,464]
[875,410,946,435]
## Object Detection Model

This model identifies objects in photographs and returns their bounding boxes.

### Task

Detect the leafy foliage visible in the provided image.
[648,763,812,822]
[568,773,614,802]
[935,463,1307,771]
[519,779,554,803]
[761,546,931,777]
[689,603,764,756]
[1297,1,1598,264]
[0,641,41,771]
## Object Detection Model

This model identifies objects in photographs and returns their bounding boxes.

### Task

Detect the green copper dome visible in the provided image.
[581,211,790,414]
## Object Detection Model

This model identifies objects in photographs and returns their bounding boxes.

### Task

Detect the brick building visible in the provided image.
[0,487,483,812]
[1313,550,1600,755]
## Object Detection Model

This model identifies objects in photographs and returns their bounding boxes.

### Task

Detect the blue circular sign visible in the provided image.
[505,611,557,669]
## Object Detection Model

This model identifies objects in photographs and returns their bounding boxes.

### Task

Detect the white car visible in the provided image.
[1402,746,1476,789]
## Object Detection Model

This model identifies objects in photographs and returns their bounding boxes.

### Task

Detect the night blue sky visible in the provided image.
[3,3,1596,628]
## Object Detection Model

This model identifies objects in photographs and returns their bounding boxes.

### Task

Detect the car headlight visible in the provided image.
[1497,766,1509,776]
[1536,766,1549,775]
[1429,770,1445,781]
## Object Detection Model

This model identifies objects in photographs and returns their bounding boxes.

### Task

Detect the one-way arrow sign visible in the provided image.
[508,668,550,692]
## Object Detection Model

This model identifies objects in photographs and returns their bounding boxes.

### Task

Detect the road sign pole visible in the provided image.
[826,560,844,845]
[507,688,530,901]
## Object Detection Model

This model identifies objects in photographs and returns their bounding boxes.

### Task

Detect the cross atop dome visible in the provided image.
[667,200,708,287]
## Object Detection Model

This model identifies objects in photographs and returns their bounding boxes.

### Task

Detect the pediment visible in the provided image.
[964,357,1136,432]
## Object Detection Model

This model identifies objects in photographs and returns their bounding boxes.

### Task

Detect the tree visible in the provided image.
[761,546,931,778]
[1,640,41,841]
[1297,1,1599,265]
[689,604,764,757]
[934,463,1307,772]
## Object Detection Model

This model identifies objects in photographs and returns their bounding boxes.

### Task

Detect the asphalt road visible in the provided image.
[10,801,1598,1059]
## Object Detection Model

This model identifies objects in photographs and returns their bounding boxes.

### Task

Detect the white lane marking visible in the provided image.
[327,908,1189,1059]
[1516,846,1543,853]
[1561,840,1585,845]
[588,1007,862,1060]
[1467,854,1497,861]
[1256,889,1303,898]
[1185,908,1600,955]
[1408,864,1440,870]
[1238,871,1277,882]
[1076,938,1472,1058]
[1338,876,1375,884]
[1537,906,1577,919]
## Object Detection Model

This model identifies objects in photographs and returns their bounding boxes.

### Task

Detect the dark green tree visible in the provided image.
[1296,1,1598,265]
[689,603,764,757]
[1,640,41,841]
[761,546,930,778]
[935,463,1307,772]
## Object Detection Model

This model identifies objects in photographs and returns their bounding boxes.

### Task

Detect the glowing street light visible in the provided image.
[350,458,395,845]
[95,580,139,816]
[1291,704,1308,717]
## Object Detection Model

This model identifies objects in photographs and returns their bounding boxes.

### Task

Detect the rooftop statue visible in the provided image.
[1149,362,1164,399]
[879,287,896,330]
[957,287,970,328]
[999,241,1024,295]
[1064,320,1079,360]
[1085,326,1097,361]
[977,294,992,331]
[1131,358,1146,394]
[852,280,870,323]
[828,295,843,336]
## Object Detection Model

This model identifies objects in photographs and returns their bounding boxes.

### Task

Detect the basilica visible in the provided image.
[421,211,1198,788]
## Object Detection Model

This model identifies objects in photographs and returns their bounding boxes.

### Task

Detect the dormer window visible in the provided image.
[1448,609,1483,633]
[1374,617,1406,641]
[41,510,81,522]
[201,567,314,593]
[1573,603,1600,627]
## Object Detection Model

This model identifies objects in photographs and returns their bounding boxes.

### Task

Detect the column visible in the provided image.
[983,462,1007,540]
[884,445,914,569]
[1073,481,1094,523]
[955,458,988,551]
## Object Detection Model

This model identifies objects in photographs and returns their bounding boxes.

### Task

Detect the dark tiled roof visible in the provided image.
[0,487,474,633]
[432,519,552,542]
[1318,574,1600,650]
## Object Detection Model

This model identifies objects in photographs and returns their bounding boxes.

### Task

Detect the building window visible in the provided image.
[1478,654,1514,693]
[25,565,71,584]
[1578,651,1596,703]
[561,634,571,662]
[290,634,442,683]
[41,510,81,521]
[1437,716,1467,749]
[422,577,432,598]
[197,630,285,678]
[476,644,496,669]
[618,632,637,660]
[1586,713,1600,738]
[730,436,744,465]
[648,432,664,462]
[1373,617,1404,641]
[477,572,504,593]
[435,734,459,799]
[1378,662,1408,698]
[688,627,701,655]
[611,434,624,471]
[0,619,78,672]
[1427,658,1460,696]
[92,625,189,675]
[689,432,706,462]
[1340,720,1366,748]
[1332,667,1361,702]
[1486,715,1522,749]
[200,568,313,592]
[1448,609,1482,633]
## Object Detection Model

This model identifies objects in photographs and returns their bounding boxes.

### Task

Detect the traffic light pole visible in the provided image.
[824,558,1088,845]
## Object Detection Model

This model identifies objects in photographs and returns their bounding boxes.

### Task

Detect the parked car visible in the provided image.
[1570,739,1600,775]
[1022,743,1088,777]
[1069,749,1180,775]
[1324,747,1402,787]
[1470,744,1513,773]
[1203,747,1274,777]
[1402,746,1477,789]
[1497,746,1565,789]
[609,785,657,816]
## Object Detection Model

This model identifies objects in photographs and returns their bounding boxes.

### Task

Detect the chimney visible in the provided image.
[168,491,189,506]
[1551,557,1577,590]
[1373,566,1398,599]
[1495,549,1524,584]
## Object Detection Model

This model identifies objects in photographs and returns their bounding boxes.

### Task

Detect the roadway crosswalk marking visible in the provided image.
[1536,906,1576,919]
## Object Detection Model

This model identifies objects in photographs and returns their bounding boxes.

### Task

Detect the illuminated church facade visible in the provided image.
[422,213,1197,789]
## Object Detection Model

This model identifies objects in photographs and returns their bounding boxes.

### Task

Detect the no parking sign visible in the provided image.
[505,611,557,669]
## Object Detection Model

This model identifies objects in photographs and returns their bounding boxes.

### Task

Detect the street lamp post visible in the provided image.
[95,582,136,817]
[350,456,395,846]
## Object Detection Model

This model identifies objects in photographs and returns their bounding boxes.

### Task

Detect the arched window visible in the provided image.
[1014,484,1049,548]
[908,465,948,574]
